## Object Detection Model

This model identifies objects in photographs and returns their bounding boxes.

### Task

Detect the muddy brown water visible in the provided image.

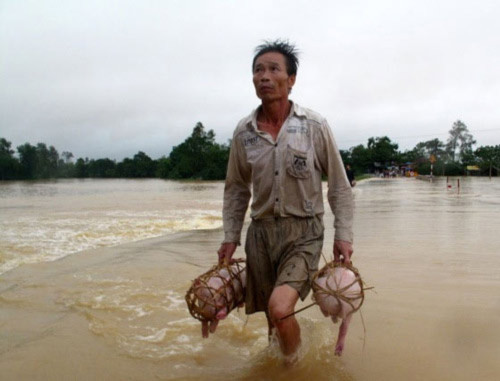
[1,177,499,380]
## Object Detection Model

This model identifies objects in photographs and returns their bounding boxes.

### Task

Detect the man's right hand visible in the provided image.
[217,242,237,265]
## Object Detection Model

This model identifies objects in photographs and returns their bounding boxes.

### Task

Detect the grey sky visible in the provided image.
[1,0,499,160]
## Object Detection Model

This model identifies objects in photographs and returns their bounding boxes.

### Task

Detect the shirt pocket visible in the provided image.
[286,145,311,179]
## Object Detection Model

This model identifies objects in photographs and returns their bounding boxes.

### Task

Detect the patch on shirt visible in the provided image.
[286,145,311,179]
[293,155,307,172]
[243,135,260,147]
[304,200,314,214]
[287,125,310,135]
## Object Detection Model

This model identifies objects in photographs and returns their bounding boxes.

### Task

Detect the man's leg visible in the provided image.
[268,284,301,357]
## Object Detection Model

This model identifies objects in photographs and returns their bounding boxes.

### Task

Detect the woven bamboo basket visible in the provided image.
[185,259,246,323]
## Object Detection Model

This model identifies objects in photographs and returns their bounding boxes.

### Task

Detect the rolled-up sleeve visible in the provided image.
[222,134,252,244]
[314,119,354,243]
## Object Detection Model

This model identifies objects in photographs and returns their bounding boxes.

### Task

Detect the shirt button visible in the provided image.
[274,143,278,147]
[275,198,279,202]
[275,171,279,175]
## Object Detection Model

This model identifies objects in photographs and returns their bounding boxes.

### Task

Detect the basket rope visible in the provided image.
[280,260,372,321]
[185,259,246,323]
[311,261,366,316]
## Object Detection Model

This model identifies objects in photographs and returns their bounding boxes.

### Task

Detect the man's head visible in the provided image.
[252,39,299,76]
[252,40,298,102]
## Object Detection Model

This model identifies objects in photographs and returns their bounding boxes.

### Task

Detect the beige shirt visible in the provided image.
[223,102,354,244]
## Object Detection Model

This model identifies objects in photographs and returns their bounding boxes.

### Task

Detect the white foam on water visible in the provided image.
[176,335,190,343]
[165,291,185,309]
[0,208,222,274]
[134,328,169,343]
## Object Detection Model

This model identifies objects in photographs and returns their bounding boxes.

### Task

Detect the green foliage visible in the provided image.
[17,143,38,179]
[367,136,399,166]
[161,122,229,180]
[446,120,476,162]
[348,137,398,173]
[88,158,118,177]
[475,145,500,177]
[0,138,19,180]
[350,144,371,174]
[0,118,497,181]
[75,158,88,178]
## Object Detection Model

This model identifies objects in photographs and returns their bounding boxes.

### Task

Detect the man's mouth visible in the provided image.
[260,86,273,91]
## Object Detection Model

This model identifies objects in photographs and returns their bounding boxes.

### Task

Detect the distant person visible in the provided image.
[217,39,354,365]
[345,164,356,187]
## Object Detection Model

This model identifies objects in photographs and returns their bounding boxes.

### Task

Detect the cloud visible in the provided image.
[1,0,499,159]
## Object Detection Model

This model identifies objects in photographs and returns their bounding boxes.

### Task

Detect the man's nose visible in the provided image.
[260,71,270,81]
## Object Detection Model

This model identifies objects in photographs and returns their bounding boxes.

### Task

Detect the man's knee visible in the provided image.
[268,284,299,323]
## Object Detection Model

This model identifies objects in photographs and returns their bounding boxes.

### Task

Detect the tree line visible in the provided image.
[0,122,229,181]
[341,120,500,177]
[1,120,499,181]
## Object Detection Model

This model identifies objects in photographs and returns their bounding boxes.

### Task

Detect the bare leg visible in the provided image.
[268,285,301,359]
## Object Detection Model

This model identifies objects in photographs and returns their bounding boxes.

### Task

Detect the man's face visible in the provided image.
[253,52,296,102]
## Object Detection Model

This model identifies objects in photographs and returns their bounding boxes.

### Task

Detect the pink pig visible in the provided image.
[194,265,246,338]
[313,266,362,356]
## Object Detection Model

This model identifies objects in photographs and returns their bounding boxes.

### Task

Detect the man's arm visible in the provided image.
[315,120,354,263]
[219,134,252,263]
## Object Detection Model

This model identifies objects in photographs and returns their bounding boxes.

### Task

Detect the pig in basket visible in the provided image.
[185,259,246,338]
[311,261,368,356]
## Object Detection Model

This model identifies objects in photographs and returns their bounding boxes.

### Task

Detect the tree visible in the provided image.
[62,151,74,163]
[475,145,500,178]
[446,120,476,162]
[0,138,19,180]
[31,143,59,179]
[367,136,399,171]
[406,139,447,175]
[88,158,117,177]
[156,156,171,178]
[165,122,229,179]
[339,149,351,166]
[75,158,88,178]
[132,151,156,177]
[350,144,372,173]
[17,143,37,179]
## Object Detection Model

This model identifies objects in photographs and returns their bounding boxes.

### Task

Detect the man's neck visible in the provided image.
[258,99,292,129]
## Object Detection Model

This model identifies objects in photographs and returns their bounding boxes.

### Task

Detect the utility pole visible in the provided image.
[429,154,436,181]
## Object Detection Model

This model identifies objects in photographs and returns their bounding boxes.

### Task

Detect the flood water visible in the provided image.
[1,177,499,380]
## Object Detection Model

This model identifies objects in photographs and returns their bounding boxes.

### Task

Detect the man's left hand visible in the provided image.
[333,240,353,264]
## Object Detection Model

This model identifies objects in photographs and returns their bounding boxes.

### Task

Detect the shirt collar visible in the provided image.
[247,101,301,131]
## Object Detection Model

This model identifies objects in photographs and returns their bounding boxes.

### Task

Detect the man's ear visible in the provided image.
[288,74,296,90]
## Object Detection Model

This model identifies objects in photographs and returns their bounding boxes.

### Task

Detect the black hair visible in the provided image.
[252,39,299,76]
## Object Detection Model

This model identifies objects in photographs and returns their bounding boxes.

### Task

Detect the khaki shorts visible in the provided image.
[244,216,324,314]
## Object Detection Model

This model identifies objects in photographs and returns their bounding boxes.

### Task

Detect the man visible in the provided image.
[345,164,356,187]
[217,40,354,364]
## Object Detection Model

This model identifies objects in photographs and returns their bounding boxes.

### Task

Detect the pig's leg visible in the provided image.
[201,320,209,338]
[209,319,219,333]
[335,313,352,356]
[265,311,275,343]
